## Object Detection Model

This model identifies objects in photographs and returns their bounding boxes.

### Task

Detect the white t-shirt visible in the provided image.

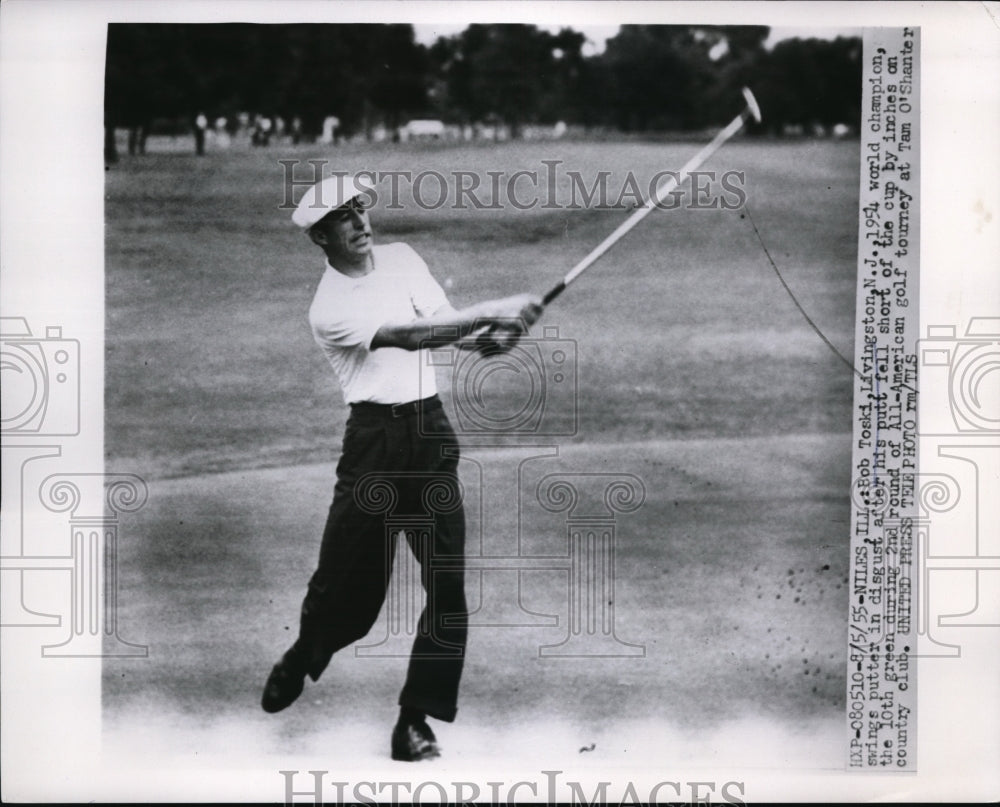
[308,242,449,404]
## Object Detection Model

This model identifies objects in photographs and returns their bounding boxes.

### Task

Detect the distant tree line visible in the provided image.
[105,23,861,146]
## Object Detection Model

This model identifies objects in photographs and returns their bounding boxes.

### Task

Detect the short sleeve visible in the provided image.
[311,308,381,351]
[309,273,383,350]
[403,245,450,316]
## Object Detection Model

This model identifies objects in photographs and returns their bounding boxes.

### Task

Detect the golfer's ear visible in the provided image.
[308,225,327,247]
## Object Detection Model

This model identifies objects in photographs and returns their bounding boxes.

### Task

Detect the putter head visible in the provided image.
[741,87,762,123]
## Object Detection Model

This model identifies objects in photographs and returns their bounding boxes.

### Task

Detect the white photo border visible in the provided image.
[1,0,998,802]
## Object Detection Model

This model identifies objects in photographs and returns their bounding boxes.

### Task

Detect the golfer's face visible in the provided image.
[320,198,372,260]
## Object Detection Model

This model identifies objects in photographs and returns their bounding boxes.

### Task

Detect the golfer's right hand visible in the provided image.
[474,328,520,356]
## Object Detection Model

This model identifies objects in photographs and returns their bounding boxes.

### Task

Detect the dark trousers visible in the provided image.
[293,396,467,722]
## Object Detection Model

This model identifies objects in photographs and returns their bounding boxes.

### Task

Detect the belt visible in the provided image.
[350,395,442,419]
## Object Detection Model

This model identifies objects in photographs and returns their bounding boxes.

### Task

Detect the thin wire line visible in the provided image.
[742,204,865,381]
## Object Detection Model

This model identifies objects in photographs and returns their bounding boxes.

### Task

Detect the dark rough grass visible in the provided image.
[105,139,857,480]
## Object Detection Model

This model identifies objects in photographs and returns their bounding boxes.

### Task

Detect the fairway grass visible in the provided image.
[105,138,858,480]
[103,138,856,770]
[104,433,850,764]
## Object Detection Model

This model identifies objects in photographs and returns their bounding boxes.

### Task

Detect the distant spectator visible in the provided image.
[127,123,148,156]
[194,113,208,156]
[291,116,303,145]
[320,115,340,145]
[252,115,273,147]
[214,116,231,149]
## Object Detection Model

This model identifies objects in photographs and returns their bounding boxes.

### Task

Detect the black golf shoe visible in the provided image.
[391,719,441,761]
[261,648,307,713]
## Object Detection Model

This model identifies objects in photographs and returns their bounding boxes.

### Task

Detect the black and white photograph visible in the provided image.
[1,1,998,803]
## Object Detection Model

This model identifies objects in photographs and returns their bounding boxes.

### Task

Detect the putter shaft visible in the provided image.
[543,88,761,305]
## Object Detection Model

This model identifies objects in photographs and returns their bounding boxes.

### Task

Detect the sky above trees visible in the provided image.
[411,24,862,54]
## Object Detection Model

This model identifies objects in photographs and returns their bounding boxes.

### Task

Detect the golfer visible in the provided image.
[261,174,544,762]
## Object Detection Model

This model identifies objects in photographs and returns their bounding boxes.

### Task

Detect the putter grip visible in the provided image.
[542,281,566,306]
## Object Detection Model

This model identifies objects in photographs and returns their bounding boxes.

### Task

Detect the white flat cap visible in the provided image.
[292,174,371,229]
